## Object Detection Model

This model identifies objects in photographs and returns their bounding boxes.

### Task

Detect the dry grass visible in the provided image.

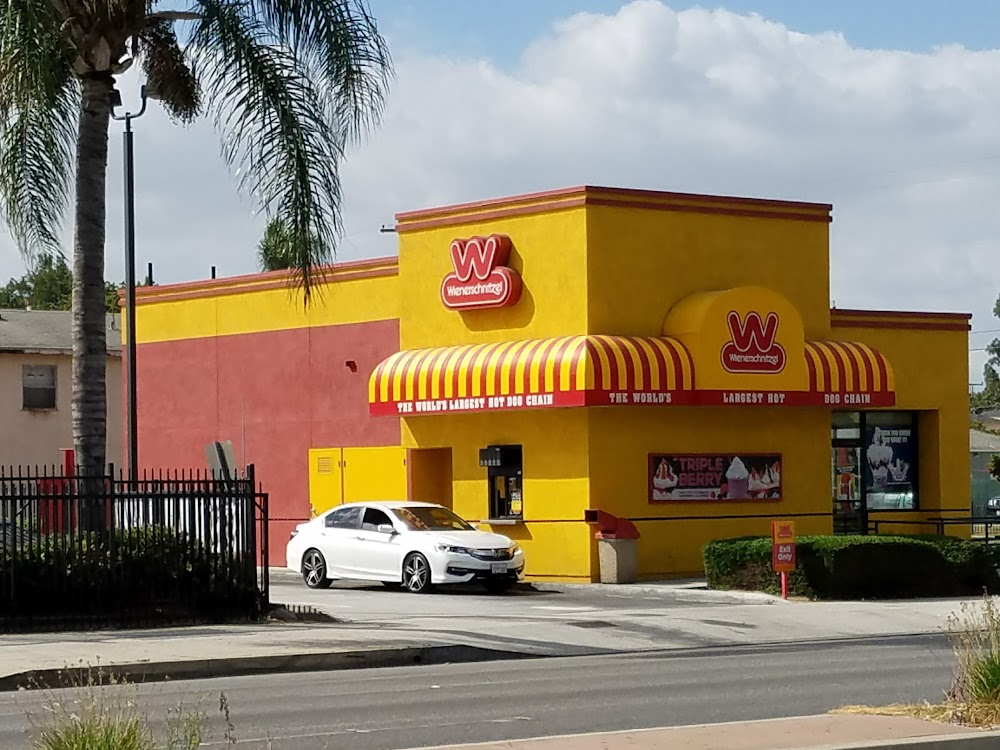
[834,594,1000,729]
[832,702,1000,729]
[19,664,263,749]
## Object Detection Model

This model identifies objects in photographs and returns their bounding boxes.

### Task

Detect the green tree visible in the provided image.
[0,254,120,312]
[0,0,392,480]
[257,217,295,271]
[975,294,1000,410]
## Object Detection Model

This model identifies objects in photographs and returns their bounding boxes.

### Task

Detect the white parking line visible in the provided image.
[530,606,597,612]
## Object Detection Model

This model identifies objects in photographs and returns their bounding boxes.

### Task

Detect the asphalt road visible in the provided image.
[0,634,953,750]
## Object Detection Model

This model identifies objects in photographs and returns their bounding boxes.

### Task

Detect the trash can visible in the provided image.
[597,535,638,584]
[584,509,641,584]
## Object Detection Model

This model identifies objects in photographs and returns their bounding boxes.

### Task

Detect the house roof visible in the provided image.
[0,309,122,355]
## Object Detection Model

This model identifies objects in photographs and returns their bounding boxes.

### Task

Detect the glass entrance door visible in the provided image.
[832,445,866,534]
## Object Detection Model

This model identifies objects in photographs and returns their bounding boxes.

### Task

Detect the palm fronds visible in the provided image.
[0,0,78,256]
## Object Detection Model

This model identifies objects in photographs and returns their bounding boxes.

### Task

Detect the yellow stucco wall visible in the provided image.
[132,260,400,344]
[585,202,832,338]
[396,207,589,350]
[587,406,832,577]
[401,409,593,580]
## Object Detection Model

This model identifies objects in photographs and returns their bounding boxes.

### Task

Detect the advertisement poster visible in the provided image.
[865,425,916,510]
[649,454,782,502]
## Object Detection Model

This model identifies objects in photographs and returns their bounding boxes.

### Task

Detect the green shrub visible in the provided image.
[0,526,258,623]
[703,534,1000,599]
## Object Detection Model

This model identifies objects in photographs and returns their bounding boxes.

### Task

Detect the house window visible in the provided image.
[22,365,56,410]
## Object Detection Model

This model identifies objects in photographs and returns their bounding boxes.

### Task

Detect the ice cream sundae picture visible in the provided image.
[651,458,678,500]
[866,427,909,488]
[724,456,781,500]
[649,454,782,502]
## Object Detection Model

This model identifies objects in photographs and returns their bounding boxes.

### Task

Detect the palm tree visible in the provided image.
[0,0,391,482]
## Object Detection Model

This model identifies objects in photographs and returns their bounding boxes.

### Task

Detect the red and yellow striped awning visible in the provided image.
[369,335,896,415]
[369,335,696,416]
[805,340,895,406]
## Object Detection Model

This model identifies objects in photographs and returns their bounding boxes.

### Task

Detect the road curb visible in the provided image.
[527,581,783,604]
[0,644,541,692]
[797,730,1000,749]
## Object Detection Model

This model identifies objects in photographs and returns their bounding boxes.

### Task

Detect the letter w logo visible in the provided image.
[727,311,779,353]
[449,235,511,282]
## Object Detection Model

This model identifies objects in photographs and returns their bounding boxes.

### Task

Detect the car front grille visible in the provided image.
[470,548,514,561]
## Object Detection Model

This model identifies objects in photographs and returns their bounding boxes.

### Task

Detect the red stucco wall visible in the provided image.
[133,319,400,563]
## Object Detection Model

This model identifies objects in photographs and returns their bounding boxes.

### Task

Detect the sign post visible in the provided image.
[771,519,796,599]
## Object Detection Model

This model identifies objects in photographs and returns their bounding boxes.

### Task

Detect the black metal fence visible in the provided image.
[0,464,269,632]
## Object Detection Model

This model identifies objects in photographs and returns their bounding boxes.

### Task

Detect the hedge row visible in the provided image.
[0,526,258,621]
[703,534,1000,599]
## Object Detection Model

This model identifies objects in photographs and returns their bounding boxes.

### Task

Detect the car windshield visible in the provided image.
[392,506,474,531]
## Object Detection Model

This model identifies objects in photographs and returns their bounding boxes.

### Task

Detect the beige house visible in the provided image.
[0,309,122,470]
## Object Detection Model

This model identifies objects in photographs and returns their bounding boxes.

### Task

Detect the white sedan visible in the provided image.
[285,501,526,594]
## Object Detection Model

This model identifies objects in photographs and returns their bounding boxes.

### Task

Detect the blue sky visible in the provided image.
[369,0,1000,61]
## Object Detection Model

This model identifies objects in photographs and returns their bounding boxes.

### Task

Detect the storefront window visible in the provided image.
[482,445,523,520]
[832,411,862,441]
[864,412,918,511]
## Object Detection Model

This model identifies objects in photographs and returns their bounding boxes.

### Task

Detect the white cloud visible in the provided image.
[2,0,999,378]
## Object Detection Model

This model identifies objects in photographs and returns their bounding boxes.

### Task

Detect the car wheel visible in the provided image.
[302,549,332,589]
[402,553,432,594]
[484,578,515,595]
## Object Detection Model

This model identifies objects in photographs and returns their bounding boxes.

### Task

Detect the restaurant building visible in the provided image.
[132,186,971,580]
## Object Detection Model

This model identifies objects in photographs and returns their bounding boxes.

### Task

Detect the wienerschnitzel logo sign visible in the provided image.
[441,234,522,311]
[721,311,787,374]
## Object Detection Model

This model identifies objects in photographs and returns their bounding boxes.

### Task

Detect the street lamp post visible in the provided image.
[111,85,151,482]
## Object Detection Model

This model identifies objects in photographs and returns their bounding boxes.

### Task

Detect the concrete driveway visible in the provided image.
[269,569,966,656]
[270,571,769,654]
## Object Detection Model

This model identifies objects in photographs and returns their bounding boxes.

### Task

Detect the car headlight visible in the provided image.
[509,543,521,555]
[436,544,471,555]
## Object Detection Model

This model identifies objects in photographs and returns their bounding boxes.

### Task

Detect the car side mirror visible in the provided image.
[377,524,397,536]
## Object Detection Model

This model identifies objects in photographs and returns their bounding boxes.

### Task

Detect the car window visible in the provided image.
[361,507,393,532]
[326,506,361,529]
[392,506,473,531]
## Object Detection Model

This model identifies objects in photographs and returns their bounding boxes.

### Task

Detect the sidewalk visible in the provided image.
[0,621,545,690]
[399,715,997,750]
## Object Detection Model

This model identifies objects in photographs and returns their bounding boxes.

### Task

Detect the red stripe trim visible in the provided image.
[381,352,410,403]
[528,337,560,393]
[647,339,671,391]
[550,338,579,392]
[565,338,590,392]
[590,336,618,391]
[629,337,653,391]
[874,351,890,393]
[617,338,638,392]
[489,340,519,396]
[659,339,684,391]
[817,344,833,392]
[837,343,861,392]
[842,341,875,393]
[804,344,818,391]
[405,348,437,401]
[502,340,530,396]
[474,342,503,398]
